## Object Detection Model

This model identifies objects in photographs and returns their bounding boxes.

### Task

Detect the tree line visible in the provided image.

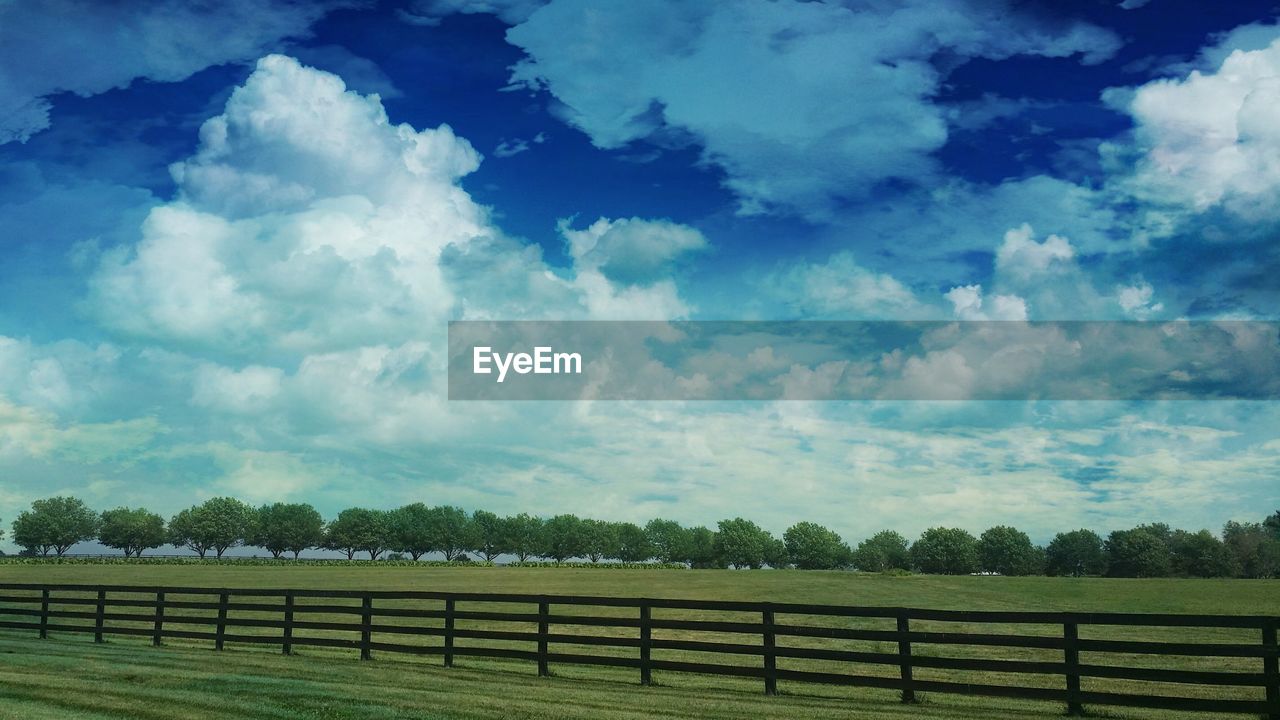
[3,496,1279,578]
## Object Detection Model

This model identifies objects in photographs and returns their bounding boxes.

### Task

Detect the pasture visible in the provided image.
[0,564,1276,720]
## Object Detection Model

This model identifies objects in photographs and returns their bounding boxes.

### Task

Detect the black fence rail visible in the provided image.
[0,583,1276,717]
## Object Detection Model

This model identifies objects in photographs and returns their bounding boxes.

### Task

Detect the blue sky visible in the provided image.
[1,0,1279,549]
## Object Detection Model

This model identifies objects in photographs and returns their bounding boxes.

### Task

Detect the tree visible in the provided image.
[98,507,166,558]
[1169,529,1236,578]
[1105,527,1171,578]
[978,526,1041,576]
[11,496,99,556]
[581,519,617,562]
[430,505,472,561]
[540,514,586,561]
[1264,511,1280,540]
[714,518,771,569]
[1044,529,1105,577]
[1222,521,1280,579]
[763,536,790,569]
[505,513,543,562]
[911,527,979,575]
[251,503,324,559]
[388,503,436,560]
[167,497,256,559]
[611,522,653,562]
[470,510,510,562]
[325,508,390,560]
[645,519,689,564]
[685,525,721,568]
[783,521,847,570]
[851,530,911,572]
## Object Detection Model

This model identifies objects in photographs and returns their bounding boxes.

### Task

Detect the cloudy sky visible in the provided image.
[1,0,1279,549]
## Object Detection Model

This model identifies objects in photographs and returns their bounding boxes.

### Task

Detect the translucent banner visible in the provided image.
[447,321,1280,401]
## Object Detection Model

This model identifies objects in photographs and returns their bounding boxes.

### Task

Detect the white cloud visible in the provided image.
[505,0,1118,219]
[995,223,1075,279]
[92,55,698,355]
[0,0,355,144]
[944,285,1028,320]
[1118,35,1280,219]
[766,252,927,318]
[1116,279,1164,318]
[561,216,706,284]
[192,364,284,415]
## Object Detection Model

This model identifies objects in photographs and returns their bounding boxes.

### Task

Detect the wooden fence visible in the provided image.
[0,583,1276,717]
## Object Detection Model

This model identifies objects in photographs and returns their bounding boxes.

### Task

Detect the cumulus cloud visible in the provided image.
[92,55,700,356]
[90,55,487,353]
[561,216,707,285]
[765,252,928,318]
[1117,34,1280,219]
[504,0,1119,219]
[1116,279,1165,318]
[995,223,1076,279]
[944,285,1028,320]
[0,0,355,144]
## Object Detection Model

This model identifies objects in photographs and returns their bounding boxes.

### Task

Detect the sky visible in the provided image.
[1,0,1279,551]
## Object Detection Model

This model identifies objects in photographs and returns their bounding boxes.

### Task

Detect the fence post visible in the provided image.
[443,598,456,667]
[639,603,652,686]
[94,589,106,643]
[360,593,373,661]
[762,604,777,696]
[152,592,165,646]
[215,591,228,650]
[282,593,294,655]
[38,589,49,639]
[537,598,550,677]
[1064,621,1084,716]
[1263,621,1279,720]
[897,613,916,704]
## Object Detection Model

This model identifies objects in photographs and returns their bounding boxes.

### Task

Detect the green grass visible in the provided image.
[0,564,1276,720]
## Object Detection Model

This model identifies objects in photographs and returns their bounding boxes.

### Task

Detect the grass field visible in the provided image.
[1,564,1276,720]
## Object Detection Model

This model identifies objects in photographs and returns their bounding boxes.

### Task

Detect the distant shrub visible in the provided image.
[0,556,493,567]
[506,561,687,570]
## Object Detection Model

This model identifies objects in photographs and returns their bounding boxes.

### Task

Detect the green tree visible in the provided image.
[645,518,689,563]
[505,513,544,562]
[1105,527,1171,578]
[11,496,100,556]
[167,497,256,559]
[611,522,653,562]
[430,505,472,561]
[98,507,166,558]
[851,530,911,572]
[978,525,1041,576]
[540,514,586,561]
[1169,529,1237,578]
[763,535,790,569]
[325,508,390,560]
[685,525,721,568]
[911,527,979,575]
[714,518,771,569]
[388,503,436,560]
[580,518,616,562]
[783,521,847,570]
[251,503,324,559]
[1044,529,1106,577]
[1263,511,1280,540]
[470,509,510,562]
[1222,521,1280,578]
